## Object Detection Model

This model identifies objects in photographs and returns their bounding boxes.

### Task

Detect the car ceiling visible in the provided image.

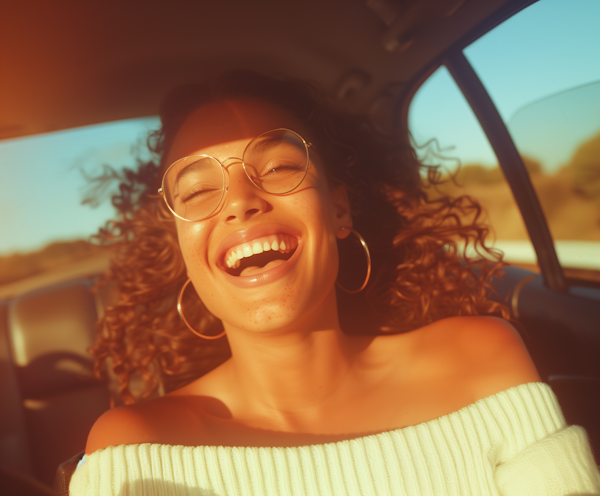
[0,0,516,141]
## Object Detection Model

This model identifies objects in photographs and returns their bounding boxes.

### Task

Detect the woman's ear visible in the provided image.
[329,184,353,239]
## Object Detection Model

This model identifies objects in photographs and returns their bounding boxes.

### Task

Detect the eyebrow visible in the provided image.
[250,136,305,154]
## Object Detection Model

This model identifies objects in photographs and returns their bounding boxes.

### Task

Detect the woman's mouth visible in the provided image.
[223,234,298,277]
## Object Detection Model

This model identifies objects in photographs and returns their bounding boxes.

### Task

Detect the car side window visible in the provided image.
[408,66,535,270]
[0,118,159,295]
[506,82,600,283]
[409,0,600,285]
[464,0,600,284]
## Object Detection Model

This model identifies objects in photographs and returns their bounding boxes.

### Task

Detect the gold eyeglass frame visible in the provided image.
[158,128,314,222]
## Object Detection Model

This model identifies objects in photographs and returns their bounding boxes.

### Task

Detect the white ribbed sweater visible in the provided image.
[70,383,600,495]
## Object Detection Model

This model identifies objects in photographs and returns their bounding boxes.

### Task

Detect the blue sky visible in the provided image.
[0,118,158,254]
[1,0,599,256]
[409,0,600,171]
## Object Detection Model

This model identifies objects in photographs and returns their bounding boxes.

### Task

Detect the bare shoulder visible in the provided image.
[426,316,541,400]
[85,403,152,454]
[85,395,207,454]
[85,398,183,454]
[362,317,541,421]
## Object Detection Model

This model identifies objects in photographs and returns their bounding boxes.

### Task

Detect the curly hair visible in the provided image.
[89,71,509,405]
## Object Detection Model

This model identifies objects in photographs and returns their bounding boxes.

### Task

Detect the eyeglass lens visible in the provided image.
[163,129,309,221]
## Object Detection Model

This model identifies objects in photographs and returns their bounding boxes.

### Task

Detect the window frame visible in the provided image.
[396,0,581,292]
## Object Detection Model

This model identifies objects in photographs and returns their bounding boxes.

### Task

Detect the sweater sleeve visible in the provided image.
[495,425,600,496]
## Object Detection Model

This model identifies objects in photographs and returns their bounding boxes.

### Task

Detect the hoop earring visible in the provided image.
[336,228,371,293]
[177,278,226,340]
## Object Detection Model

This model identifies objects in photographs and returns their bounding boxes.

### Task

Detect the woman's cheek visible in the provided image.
[176,221,210,276]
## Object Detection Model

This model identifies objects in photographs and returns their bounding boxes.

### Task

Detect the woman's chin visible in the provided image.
[216,279,339,337]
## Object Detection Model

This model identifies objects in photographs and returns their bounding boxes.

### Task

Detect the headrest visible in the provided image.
[8,281,99,398]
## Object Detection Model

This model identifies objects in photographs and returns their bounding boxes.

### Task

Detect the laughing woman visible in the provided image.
[68,72,600,495]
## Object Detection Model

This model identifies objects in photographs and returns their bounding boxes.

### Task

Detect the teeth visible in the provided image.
[252,242,263,255]
[224,235,298,269]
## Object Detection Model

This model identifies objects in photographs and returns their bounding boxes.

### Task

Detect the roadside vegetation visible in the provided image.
[428,131,600,242]
[0,240,111,287]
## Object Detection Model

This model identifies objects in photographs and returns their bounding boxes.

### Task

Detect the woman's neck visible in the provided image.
[221,296,374,430]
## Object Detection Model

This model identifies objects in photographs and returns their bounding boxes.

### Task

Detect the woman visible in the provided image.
[69,72,600,494]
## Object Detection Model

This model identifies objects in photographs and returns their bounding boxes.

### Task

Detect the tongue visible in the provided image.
[239,259,287,277]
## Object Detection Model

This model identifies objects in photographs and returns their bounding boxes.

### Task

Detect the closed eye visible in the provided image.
[260,163,305,177]
[181,185,220,203]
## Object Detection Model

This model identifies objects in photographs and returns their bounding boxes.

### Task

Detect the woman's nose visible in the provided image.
[221,163,268,223]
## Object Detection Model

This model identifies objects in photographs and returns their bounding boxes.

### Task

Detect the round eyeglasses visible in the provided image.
[158,128,313,222]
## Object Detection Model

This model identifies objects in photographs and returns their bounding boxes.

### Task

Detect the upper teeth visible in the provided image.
[225,234,296,269]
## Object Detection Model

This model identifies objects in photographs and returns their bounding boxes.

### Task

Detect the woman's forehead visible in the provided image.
[166,99,309,163]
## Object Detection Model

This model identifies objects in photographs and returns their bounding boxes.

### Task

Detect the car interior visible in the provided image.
[1,0,599,493]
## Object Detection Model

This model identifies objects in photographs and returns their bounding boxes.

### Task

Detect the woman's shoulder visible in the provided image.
[431,316,540,396]
[85,394,211,455]
[85,361,233,454]
[372,316,541,403]
[85,402,152,455]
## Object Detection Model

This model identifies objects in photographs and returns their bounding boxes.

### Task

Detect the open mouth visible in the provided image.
[223,234,298,277]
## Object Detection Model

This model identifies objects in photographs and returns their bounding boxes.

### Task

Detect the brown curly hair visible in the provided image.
[89,71,509,405]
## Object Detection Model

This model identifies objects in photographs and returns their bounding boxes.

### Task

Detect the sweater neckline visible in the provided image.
[92,381,553,453]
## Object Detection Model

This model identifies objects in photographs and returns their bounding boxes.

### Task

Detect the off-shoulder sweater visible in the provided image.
[69,382,600,495]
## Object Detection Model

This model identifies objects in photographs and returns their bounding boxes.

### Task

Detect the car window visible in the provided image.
[409,0,600,284]
[464,0,600,283]
[0,118,159,294]
[507,82,600,282]
[408,66,535,270]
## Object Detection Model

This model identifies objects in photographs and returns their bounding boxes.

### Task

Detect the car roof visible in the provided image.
[0,0,520,140]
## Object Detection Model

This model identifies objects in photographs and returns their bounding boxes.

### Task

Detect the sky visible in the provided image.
[1,0,599,256]
[0,118,159,254]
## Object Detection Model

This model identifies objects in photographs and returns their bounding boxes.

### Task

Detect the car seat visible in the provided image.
[0,279,110,488]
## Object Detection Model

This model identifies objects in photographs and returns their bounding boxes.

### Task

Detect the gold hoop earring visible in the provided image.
[177,278,226,340]
[336,228,371,293]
